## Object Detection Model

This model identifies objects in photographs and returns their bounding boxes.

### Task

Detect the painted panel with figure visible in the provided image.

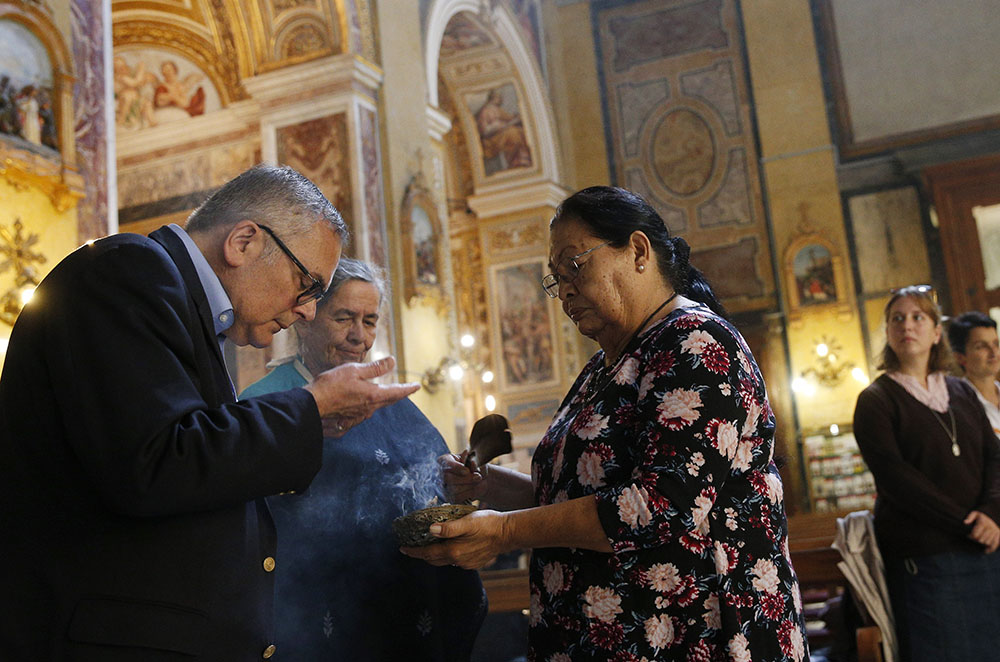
[490,260,556,391]
[0,20,57,151]
[113,49,221,131]
[793,244,837,306]
[469,83,533,177]
[276,113,353,231]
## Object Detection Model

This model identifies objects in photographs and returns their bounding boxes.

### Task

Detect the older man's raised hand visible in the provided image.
[304,356,419,434]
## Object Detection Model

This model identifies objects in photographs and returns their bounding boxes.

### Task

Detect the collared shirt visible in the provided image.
[167,224,234,340]
[886,370,950,413]
[964,377,1000,439]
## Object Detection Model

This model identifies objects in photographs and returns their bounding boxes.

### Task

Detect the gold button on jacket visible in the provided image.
[262,644,276,658]
[263,557,275,572]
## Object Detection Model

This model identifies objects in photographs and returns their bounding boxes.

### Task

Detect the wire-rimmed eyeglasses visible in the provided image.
[257,224,327,305]
[541,241,612,298]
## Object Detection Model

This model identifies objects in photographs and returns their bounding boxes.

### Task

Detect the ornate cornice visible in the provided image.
[467,179,568,219]
[0,143,85,213]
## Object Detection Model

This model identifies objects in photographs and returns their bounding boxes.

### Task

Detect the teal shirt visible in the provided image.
[239,359,309,400]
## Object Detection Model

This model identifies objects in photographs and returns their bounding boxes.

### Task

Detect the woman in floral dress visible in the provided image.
[404,186,807,661]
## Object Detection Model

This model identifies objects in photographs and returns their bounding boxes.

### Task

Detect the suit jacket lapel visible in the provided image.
[149,226,235,401]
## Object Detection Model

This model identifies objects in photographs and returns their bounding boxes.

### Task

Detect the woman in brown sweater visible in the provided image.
[853,285,1000,662]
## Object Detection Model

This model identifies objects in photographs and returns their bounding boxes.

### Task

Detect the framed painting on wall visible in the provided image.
[400,174,446,311]
[784,234,850,314]
[845,185,930,295]
[489,258,558,392]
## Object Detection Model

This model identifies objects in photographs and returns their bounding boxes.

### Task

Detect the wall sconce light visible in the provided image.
[793,335,868,394]
[420,333,494,401]
[0,219,46,327]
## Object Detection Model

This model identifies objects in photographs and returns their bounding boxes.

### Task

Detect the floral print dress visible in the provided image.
[528,304,807,662]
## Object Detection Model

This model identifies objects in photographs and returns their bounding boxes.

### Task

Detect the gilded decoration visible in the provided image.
[486,219,545,254]
[451,225,488,344]
[0,218,45,327]
[252,0,342,72]
[277,21,327,59]
[0,149,85,212]
[111,0,348,92]
[273,0,316,11]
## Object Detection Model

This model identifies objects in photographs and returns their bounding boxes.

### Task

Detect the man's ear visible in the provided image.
[955,351,968,369]
[222,220,263,268]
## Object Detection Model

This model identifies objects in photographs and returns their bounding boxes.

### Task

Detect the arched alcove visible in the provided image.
[425,0,560,188]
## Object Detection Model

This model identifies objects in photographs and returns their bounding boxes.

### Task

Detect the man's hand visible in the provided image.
[304,357,419,434]
[965,510,1000,553]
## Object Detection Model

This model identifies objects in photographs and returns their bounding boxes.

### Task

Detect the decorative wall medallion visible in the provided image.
[651,108,715,197]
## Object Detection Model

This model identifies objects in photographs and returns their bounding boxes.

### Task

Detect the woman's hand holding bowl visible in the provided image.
[400,509,511,570]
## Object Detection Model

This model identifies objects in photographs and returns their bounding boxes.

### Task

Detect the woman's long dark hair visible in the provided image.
[551,186,727,317]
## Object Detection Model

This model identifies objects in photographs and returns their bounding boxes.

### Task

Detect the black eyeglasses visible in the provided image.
[257,224,326,305]
[541,241,612,298]
[890,284,937,305]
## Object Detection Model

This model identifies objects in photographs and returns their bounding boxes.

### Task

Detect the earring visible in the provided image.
[638,264,645,273]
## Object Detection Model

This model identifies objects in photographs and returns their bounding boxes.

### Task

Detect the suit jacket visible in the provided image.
[0,227,324,660]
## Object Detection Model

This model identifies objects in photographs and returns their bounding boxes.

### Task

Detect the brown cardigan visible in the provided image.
[853,374,1000,559]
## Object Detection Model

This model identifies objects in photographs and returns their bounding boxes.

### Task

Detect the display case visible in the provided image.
[802,427,876,513]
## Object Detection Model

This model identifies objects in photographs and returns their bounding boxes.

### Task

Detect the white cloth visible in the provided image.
[833,510,898,662]
[886,371,949,412]
[964,378,1000,439]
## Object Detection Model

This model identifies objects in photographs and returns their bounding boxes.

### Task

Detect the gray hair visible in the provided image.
[185,164,348,255]
[319,256,390,310]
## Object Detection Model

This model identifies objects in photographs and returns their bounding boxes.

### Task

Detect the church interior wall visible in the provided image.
[0,0,89,360]
[3,0,1000,515]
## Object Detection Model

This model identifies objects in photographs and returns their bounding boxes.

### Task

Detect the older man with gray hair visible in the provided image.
[0,164,418,659]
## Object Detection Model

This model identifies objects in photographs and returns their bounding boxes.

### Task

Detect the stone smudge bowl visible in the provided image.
[392,504,477,547]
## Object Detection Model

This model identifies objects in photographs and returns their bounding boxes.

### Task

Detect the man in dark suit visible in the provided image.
[0,164,418,660]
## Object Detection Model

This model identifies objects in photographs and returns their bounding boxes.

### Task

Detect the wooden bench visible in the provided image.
[788,512,885,662]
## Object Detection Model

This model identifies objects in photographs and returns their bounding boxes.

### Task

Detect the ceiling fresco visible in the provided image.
[111,0,376,105]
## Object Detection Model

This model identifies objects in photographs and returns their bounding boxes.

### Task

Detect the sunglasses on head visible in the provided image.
[890,284,937,305]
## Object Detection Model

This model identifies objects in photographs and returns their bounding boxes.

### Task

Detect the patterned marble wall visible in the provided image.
[359,105,387,268]
[593,0,774,312]
[71,0,109,240]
